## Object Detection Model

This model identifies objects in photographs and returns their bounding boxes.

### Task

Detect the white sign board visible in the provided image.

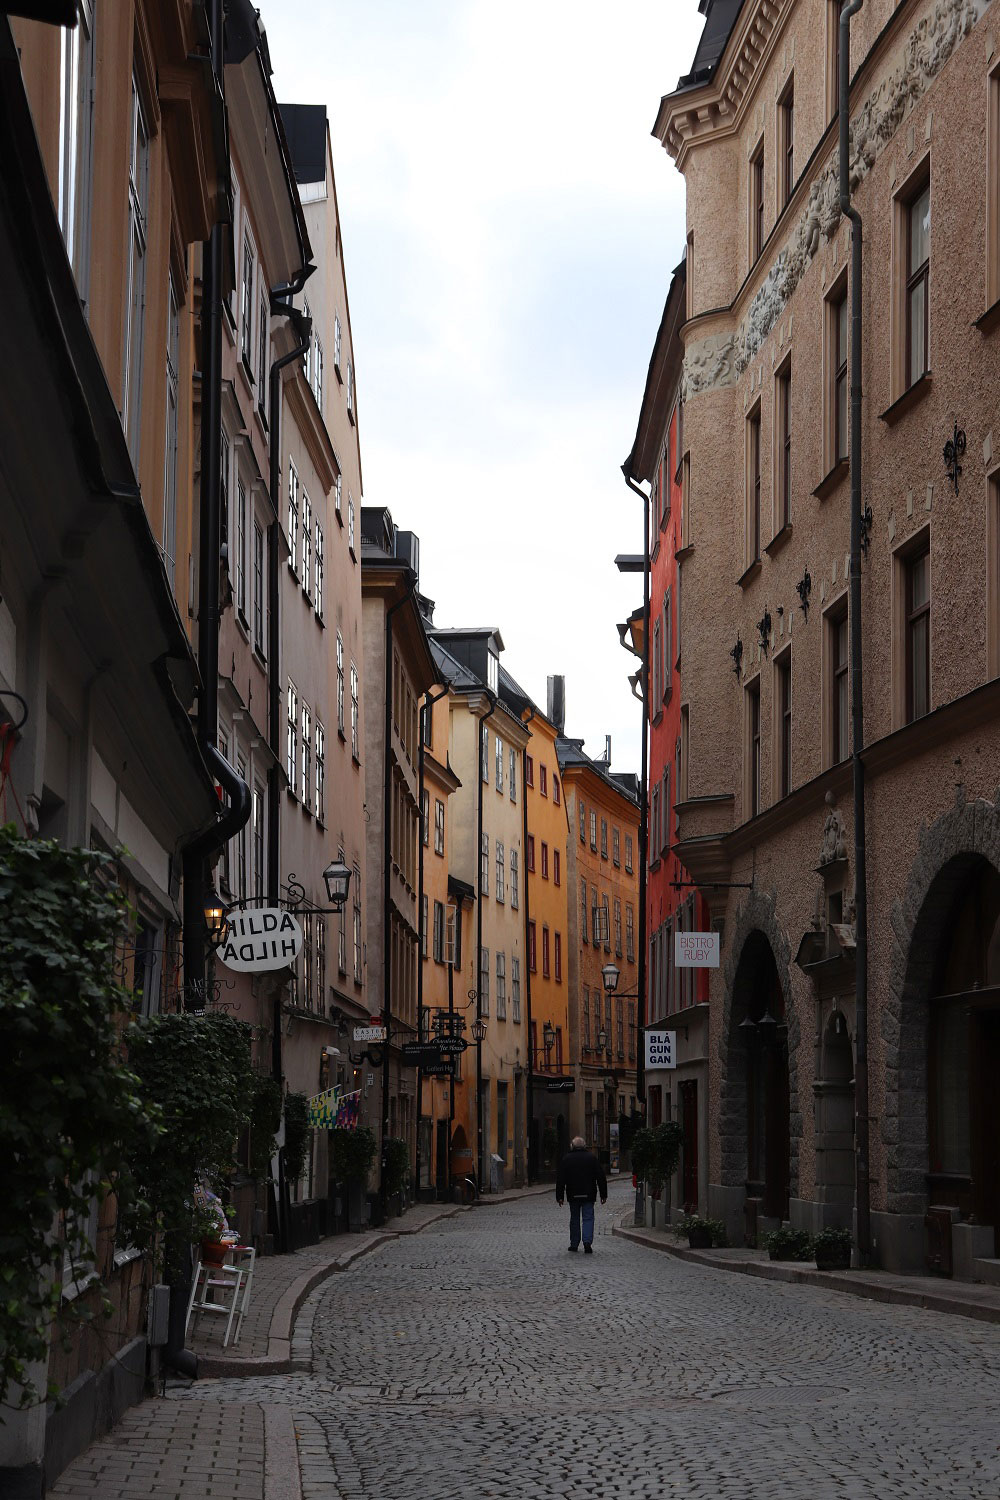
[353,1025,387,1042]
[675,930,720,968]
[219,908,303,973]
[646,1029,677,1071]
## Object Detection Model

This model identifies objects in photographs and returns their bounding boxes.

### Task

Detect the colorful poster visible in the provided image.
[306,1086,361,1130]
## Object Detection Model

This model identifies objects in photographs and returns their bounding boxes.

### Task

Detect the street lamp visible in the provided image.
[322,858,352,910]
[204,884,228,948]
[542,1021,556,1056]
[602,962,620,995]
[470,1017,487,1043]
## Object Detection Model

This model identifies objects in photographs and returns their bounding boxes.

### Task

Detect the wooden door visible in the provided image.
[681,1081,699,1210]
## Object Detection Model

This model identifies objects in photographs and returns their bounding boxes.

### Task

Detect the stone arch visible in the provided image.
[718,887,802,1199]
[883,789,1000,1213]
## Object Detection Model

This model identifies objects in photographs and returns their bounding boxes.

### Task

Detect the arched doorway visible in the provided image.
[815,1010,854,1215]
[928,863,1000,1249]
[729,931,790,1222]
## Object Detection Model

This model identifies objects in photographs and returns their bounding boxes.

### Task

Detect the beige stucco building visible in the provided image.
[657,0,1000,1274]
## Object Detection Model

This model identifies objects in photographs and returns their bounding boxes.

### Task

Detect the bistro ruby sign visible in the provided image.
[218,908,303,973]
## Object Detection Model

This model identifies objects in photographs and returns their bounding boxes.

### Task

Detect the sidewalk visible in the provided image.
[615,1214,1000,1326]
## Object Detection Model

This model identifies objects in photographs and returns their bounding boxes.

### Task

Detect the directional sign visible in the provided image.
[354,1025,387,1042]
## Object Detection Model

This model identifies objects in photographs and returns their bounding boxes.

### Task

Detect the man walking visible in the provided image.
[556,1136,607,1253]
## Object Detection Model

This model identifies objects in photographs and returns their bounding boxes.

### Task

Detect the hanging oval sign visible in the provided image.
[218,907,304,973]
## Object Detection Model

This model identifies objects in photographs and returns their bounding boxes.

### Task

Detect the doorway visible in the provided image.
[680,1080,698,1211]
[730,930,790,1222]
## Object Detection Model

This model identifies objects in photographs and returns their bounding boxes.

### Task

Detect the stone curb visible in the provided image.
[264,1406,302,1500]
[198,1207,461,1378]
[613,1218,1000,1327]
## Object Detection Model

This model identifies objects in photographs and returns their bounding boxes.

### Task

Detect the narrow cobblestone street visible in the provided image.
[147,1181,1000,1499]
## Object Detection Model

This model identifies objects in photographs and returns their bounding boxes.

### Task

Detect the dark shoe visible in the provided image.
[584,1244,593,1254]
[568,1245,578,1253]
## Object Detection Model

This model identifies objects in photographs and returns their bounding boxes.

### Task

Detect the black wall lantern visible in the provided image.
[322,858,352,910]
[944,422,966,495]
[757,609,772,656]
[730,635,744,678]
[796,568,812,620]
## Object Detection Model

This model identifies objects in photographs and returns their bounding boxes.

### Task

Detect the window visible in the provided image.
[581,877,589,944]
[314,521,324,620]
[510,748,517,802]
[775,359,791,530]
[350,664,359,759]
[301,701,311,812]
[591,886,601,947]
[778,78,794,210]
[434,798,445,855]
[511,957,521,1023]
[579,801,586,842]
[614,898,623,957]
[650,783,660,865]
[602,897,610,953]
[482,731,489,783]
[776,650,792,799]
[336,634,345,735]
[337,851,347,973]
[628,1002,636,1063]
[540,842,549,880]
[348,492,355,554]
[990,62,1000,310]
[236,752,248,896]
[750,138,764,262]
[625,835,633,875]
[905,180,931,389]
[240,227,254,372]
[162,276,179,589]
[626,903,635,962]
[334,311,342,374]
[313,338,323,411]
[301,492,312,599]
[421,788,430,846]
[481,832,489,894]
[495,734,503,792]
[663,591,673,698]
[123,74,149,462]
[830,282,849,466]
[746,678,761,819]
[346,360,355,421]
[353,865,362,982]
[252,783,265,900]
[480,948,489,1015]
[528,921,537,973]
[496,841,505,903]
[542,926,550,979]
[905,540,931,723]
[829,0,848,120]
[286,681,298,794]
[526,755,534,788]
[420,895,428,959]
[253,520,265,655]
[616,999,624,1060]
[526,835,535,873]
[613,828,620,867]
[539,764,548,797]
[433,900,445,963]
[554,933,562,983]
[582,986,591,1051]
[990,472,1000,680]
[335,472,343,522]
[746,405,762,566]
[590,811,597,850]
[58,0,95,295]
[830,605,849,764]
[257,293,269,419]
[553,850,561,887]
[652,621,662,711]
[510,848,519,910]
[601,819,608,859]
[315,722,325,822]
[287,463,299,573]
[496,953,506,1019]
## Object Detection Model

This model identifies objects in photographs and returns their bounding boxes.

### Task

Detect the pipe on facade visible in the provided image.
[622,468,651,1122]
[839,0,871,1267]
[520,705,536,1181]
[380,573,418,1216]
[415,681,450,1194]
[474,690,497,1193]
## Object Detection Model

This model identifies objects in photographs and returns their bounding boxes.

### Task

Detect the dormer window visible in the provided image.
[487,649,499,692]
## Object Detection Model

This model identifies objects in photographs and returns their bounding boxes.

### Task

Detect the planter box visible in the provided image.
[815,1250,851,1271]
[688,1227,713,1249]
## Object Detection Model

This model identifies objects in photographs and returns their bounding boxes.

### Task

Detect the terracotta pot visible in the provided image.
[200,1240,229,1266]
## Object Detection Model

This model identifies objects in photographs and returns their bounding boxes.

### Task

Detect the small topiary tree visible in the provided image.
[630,1121,684,1200]
[282,1091,310,1187]
[329,1125,377,1185]
[382,1137,410,1198]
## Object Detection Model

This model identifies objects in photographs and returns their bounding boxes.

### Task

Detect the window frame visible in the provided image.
[749,137,765,264]
[745,676,761,820]
[777,75,794,211]
[746,402,762,567]
[774,355,791,532]
[774,647,792,800]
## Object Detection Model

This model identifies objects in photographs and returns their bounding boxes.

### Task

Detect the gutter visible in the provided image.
[415,680,451,1194]
[520,705,536,1181]
[621,467,651,1129]
[474,689,497,1193]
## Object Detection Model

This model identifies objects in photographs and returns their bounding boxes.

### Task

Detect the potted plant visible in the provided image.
[330,1126,377,1232]
[630,1122,684,1205]
[762,1225,813,1262]
[681,1214,727,1249]
[814,1226,853,1270]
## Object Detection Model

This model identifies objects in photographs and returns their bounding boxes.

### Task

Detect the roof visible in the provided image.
[429,638,480,694]
[624,259,687,483]
[278,102,327,185]
[555,736,640,810]
[677,0,746,90]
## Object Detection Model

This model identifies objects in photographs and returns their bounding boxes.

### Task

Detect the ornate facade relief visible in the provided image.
[682,0,987,402]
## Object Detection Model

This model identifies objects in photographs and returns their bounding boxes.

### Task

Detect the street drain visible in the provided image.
[710,1384,850,1407]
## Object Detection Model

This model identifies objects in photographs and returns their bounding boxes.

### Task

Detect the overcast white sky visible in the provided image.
[265,0,705,773]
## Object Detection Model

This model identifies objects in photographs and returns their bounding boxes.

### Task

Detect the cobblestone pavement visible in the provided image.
[162,1180,1000,1499]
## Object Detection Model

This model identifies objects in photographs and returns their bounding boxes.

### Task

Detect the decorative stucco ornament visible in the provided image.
[682,0,987,401]
[819,806,847,867]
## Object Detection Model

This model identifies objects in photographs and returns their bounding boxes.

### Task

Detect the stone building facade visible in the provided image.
[655,0,1000,1273]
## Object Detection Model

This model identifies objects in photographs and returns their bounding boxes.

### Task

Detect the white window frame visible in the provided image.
[286,681,298,794]
[123,71,149,462]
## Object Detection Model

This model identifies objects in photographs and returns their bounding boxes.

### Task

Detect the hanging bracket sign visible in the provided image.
[674,931,720,968]
[646,1030,678,1071]
[219,907,303,973]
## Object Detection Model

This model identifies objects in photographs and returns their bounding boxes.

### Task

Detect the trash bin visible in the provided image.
[489,1154,505,1195]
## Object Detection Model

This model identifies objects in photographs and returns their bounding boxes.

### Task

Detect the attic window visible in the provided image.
[487,650,499,692]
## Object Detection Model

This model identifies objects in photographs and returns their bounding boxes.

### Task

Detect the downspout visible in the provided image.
[840,0,871,1267]
[520,706,536,1182]
[622,470,651,1122]
[265,290,313,1255]
[474,690,497,1193]
[415,681,450,1195]
[380,573,418,1218]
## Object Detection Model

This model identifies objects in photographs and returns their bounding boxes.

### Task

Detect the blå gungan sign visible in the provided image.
[219,908,303,973]
[646,1029,677,1071]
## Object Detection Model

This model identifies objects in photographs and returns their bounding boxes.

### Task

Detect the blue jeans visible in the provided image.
[569,1199,594,1248]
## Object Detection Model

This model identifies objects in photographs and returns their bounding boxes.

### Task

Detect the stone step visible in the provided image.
[973,1258,1000,1286]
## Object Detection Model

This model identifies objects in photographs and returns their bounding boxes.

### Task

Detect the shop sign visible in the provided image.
[437,1038,468,1054]
[401,1042,441,1062]
[420,1059,456,1078]
[675,930,720,968]
[218,908,302,973]
[354,1025,387,1041]
[646,1029,677,1071]
[544,1077,575,1093]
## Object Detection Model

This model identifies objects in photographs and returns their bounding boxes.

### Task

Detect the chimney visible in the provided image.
[546,675,565,733]
[603,734,612,765]
[394,529,420,583]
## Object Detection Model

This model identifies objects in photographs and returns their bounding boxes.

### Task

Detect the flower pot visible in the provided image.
[815,1248,851,1271]
[688,1227,713,1249]
[200,1240,229,1265]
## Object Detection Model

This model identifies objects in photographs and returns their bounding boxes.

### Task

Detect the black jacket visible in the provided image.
[556,1148,607,1204]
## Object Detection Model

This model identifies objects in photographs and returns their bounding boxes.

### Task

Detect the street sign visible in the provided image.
[401,1041,441,1062]
[675,930,720,968]
[544,1077,575,1093]
[218,908,303,973]
[436,1038,468,1055]
[354,1025,387,1042]
[646,1029,677,1070]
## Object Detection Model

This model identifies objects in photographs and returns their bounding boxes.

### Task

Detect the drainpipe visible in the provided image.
[415,682,450,1195]
[474,690,497,1193]
[622,470,651,1119]
[840,0,871,1266]
[520,706,536,1181]
[380,573,418,1219]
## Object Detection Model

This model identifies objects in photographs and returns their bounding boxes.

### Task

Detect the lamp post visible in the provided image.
[542,1020,556,1069]
[601,962,646,1220]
